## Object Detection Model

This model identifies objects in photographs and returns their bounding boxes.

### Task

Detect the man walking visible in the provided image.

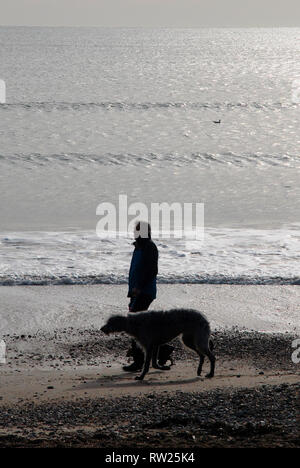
[123,221,157,372]
[123,221,173,372]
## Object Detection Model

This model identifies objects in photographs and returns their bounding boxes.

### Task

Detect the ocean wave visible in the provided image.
[0,274,299,286]
[0,101,298,112]
[1,151,299,168]
[1,228,300,287]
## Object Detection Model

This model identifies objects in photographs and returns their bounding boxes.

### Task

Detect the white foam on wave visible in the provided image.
[0,228,299,285]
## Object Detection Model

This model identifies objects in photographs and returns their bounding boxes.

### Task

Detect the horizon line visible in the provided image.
[0,24,300,29]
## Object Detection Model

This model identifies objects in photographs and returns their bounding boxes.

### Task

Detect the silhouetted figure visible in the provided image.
[123,221,174,372]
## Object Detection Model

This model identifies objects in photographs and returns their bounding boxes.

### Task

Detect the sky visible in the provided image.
[1,0,300,27]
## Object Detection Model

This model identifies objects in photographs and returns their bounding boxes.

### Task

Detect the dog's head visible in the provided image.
[101,315,128,335]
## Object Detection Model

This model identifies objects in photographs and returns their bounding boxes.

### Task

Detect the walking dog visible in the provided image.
[101,309,215,381]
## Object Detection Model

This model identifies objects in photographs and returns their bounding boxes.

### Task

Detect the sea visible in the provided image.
[0,27,299,286]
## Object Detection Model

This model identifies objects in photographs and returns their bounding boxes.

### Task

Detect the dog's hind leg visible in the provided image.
[195,332,215,378]
[135,346,152,381]
[197,345,215,378]
[182,334,204,376]
[204,348,215,378]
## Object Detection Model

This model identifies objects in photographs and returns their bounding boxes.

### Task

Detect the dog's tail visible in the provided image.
[209,338,214,351]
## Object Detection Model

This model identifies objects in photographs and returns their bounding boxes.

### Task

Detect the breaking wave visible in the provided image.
[1,228,299,286]
[0,273,299,286]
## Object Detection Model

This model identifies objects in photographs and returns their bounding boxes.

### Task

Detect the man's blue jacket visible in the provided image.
[128,237,158,299]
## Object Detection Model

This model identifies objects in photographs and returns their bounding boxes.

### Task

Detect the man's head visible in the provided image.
[134,221,151,240]
[101,315,128,334]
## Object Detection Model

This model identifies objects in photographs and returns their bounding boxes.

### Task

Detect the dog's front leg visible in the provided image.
[135,346,152,381]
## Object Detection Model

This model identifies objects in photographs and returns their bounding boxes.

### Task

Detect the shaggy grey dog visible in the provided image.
[101,309,215,381]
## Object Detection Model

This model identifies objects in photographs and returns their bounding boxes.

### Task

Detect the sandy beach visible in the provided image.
[0,285,299,448]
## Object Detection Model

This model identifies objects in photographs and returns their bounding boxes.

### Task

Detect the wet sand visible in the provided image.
[1,284,300,335]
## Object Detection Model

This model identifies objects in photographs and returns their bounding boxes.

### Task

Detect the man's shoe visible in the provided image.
[122,362,143,372]
[158,344,175,367]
